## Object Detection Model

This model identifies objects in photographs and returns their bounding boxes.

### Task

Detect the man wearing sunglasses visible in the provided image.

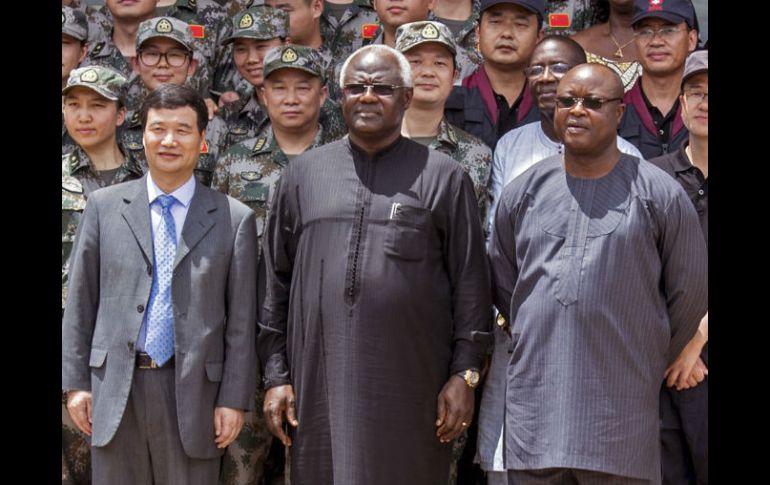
[481,36,644,485]
[618,0,698,159]
[259,44,491,485]
[489,63,707,484]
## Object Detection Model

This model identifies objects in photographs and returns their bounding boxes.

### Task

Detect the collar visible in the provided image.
[669,142,695,174]
[433,117,459,150]
[146,171,196,207]
[462,67,533,125]
[623,79,685,137]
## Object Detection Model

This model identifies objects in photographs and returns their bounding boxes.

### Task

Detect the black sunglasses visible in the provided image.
[555,96,622,110]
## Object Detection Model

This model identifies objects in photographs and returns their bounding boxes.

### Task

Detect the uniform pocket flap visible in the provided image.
[89,348,107,368]
[205,362,224,382]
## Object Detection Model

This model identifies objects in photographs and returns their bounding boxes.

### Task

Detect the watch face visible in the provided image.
[467,370,480,387]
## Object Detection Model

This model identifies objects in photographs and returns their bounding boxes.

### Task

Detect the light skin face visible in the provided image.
[261,69,327,132]
[341,51,413,150]
[106,0,158,20]
[233,38,286,87]
[404,43,456,108]
[132,38,198,91]
[680,72,707,138]
[554,65,625,157]
[62,34,88,85]
[527,40,583,115]
[264,0,322,46]
[373,0,436,30]
[142,106,205,186]
[478,4,541,70]
[63,87,127,151]
[634,18,697,76]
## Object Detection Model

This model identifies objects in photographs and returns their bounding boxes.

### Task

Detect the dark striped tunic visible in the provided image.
[259,135,492,485]
[488,154,708,481]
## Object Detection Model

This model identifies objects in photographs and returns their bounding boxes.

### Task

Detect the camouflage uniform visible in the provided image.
[428,1,484,82]
[544,0,600,36]
[62,6,89,156]
[320,0,380,63]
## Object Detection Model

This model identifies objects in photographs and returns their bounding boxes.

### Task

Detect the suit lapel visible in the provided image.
[174,182,217,269]
[121,177,154,264]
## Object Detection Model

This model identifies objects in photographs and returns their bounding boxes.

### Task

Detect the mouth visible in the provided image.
[157,151,180,160]
[415,83,439,90]
[646,52,669,62]
[565,120,589,134]
[495,44,517,54]
[282,110,302,117]
[154,74,173,82]
[387,6,406,15]
[76,128,96,135]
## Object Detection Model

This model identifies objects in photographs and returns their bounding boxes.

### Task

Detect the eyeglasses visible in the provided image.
[634,26,683,43]
[524,63,571,78]
[138,49,191,68]
[343,83,404,97]
[684,91,708,105]
[555,96,622,110]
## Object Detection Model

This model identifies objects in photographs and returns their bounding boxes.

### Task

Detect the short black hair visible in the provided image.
[535,35,587,66]
[140,84,208,133]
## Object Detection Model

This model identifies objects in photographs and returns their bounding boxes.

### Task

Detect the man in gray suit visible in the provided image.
[62,84,258,485]
[488,64,708,484]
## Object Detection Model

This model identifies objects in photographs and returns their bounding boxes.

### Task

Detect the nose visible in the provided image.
[358,85,379,102]
[161,132,176,146]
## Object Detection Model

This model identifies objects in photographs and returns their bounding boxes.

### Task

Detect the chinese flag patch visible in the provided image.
[189,24,205,39]
[548,13,570,28]
[362,23,378,39]
[200,140,209,154]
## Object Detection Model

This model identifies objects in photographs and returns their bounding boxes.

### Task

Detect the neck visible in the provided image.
[156,0,176,6]
[382,27,397,47]
[402,104,444,137]
[687,136,708,178]
[304,27,324,50]
[484,64,526,106]
[539,111,558,142]
[274,123,320,155]
[85,140,124,171]
[151,171,192,194]
[112,21,141,57]
[432,0,472,20]
[564,143,622,178]
[350,130,401,156]
[641,71,683,114]
[609,4,634,27]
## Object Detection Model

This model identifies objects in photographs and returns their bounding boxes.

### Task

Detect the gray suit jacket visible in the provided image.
[62,176,258,459]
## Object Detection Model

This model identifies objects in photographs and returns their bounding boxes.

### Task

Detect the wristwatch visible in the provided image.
[456,369,480,388]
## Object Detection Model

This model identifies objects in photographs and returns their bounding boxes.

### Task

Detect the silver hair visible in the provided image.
[338,44,413,89]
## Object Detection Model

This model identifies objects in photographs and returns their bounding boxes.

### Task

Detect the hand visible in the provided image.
[204,98,219,120]
[217,90,241,107]
[66,390,93,436]
[679,357,708,390]
[435,375,474,444]
[664,329,707,389]
[214,407,245,448]
[263,385,298,447]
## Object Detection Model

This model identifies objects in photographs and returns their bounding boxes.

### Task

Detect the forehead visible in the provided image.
[265,0,306,8]
[64,86,112,103]
[557,68,616,96]
[62,33,81,44]
[234,37,283,48]
[404,42,453,59]
[347,51,400,80]
[140,37,187,51]
[531,41,575,65]
[146,106,198,125]
[684,72,708,89]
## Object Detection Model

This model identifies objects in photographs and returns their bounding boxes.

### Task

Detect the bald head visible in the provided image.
[559,64,624,100]
[340,45,412,88]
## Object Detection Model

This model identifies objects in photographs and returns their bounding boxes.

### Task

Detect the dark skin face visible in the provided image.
[528,39,586,116]
[554,64,625,164]
[341,50,413,154]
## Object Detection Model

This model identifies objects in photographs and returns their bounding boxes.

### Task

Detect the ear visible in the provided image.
[131,57,141,75]
[199,129,207,152]
[312,0,323,19]
[319,84,328,108]
[116,106,127,127]
[79,43,88,63]
[187,57,199,79]
[537,26,545,42]
[687,28,698,52]
[402,87,413,110]
[427,0,437,12]
[615,102,625,124]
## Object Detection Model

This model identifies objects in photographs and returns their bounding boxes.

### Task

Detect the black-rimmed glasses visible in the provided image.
[343,83,404,97]
[555,96,623,110]
[138,49,191,68]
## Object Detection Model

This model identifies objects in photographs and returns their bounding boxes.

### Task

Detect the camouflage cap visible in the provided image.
[395,21,458,58]
[223,6,289,44]
[62,6,88,42]
[62,66,128,103]
[136,17,194,51]
[263,45,325,80]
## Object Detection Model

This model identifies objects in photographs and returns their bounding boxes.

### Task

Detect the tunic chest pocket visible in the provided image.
[239,182,270,236]
[384,204,432,261]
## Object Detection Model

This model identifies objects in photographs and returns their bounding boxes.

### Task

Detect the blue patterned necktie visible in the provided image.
[145,194,178,366]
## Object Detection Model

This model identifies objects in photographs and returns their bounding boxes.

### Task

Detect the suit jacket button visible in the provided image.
[137,304,145,313]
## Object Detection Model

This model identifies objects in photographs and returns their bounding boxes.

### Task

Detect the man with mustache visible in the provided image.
[259,44,491,484]
[489,63,707,484]
[618,0,698,159]
[444,0,543,151]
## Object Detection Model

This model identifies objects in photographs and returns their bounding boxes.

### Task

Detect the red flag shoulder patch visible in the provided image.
[362,23,378,39]
[189,24,205,39]
[548,13,570,28]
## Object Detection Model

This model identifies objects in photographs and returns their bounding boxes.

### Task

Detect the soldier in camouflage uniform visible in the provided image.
[396,21,492,227]
[212,44,338,485]
[321,0,380,65]
[396,22,492,484]
[120,16,218,185]
[63,6,90,156]
[543,0,599,35]
[428,0,484,82]
[62,65,145,485]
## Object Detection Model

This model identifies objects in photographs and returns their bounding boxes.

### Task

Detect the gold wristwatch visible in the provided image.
[456,369,480,388]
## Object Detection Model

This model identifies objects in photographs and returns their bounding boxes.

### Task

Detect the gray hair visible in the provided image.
[338,44,413,89]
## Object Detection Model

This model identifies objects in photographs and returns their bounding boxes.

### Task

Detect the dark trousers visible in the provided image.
[506,468,653,484]
[660,377,708,485]
[91,367,220,485]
